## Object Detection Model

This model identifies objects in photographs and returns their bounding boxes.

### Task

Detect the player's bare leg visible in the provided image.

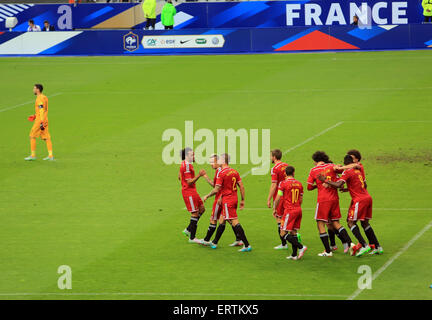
[24,138,37,160]
[42,138,54,160]
[360,220,383,255]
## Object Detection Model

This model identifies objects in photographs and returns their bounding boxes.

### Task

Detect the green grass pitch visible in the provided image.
[0,51,431,300]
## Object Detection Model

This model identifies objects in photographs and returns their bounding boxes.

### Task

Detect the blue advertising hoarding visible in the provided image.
[0,24,431,56]
[0,1,426,31]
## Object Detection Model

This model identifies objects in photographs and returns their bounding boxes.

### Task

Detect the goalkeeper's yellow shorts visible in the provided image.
[30,123,51,140]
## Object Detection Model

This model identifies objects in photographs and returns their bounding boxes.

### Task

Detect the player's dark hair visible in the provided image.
[344,154,354,165]
[180,147,192,161]
[29,19,34,24]
[285,166,295,176]
[347,149,362,161]
[271,149,282,160]
[34,84,43,93]
[44,20,49,24]
[312,151,330,163]
[220,153,230,164]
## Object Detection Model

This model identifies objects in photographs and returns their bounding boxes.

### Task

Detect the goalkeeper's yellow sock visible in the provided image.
[46,139,53,157]
[31,138,36,157]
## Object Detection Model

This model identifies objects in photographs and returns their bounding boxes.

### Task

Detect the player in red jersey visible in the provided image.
[179,147,205,244]
[307,151,354,257]
[318,155,383,256]
[200,154,243,247]
[334,149,365,191]
[273,166,307,260]
[267,149,291,250]
[202,153,252,252]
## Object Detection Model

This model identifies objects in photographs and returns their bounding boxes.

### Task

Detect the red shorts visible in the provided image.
[348,197,372,221]
[182,192,203,213]
[275,199,284,218]
[314,200,341,223]
[281,208,302,231]
[221,199,238,220]
[211,197,222,221]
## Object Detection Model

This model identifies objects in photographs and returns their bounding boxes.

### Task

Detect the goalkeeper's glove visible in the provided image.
[28,115,36,122]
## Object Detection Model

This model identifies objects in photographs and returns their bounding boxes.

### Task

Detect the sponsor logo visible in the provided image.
[146,38,157,46]
[123,31,139,52]
[161,39,175,45]
[195,38,207,44]
[142,35,225,49]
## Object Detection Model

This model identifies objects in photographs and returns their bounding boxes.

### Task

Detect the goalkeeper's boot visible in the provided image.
[286,255,298,261]
[210,242,218,249]
[24,155,36,161]
[43,156,55,161]
[274,244,288,250]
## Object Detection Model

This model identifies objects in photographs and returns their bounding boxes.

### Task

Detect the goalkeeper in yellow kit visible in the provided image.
[25,84,54,161]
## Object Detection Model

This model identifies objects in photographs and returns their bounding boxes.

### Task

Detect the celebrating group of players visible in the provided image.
[178,147,383,260]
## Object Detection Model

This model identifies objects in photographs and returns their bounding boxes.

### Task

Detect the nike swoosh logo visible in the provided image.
[180,40,191,44]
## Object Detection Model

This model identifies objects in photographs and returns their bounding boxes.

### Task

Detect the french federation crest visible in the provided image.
[123,32,139,52]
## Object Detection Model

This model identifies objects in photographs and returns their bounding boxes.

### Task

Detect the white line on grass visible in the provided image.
[241,121,344,178]
[347,219,432,300]
[0,92,63,113]
[0,292,347,298]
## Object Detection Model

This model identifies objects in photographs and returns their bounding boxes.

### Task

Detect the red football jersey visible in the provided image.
[278,178,303,210]
[271,161,289,200]
[215,167,241,201]
[307,163,339,202]
[213,167,222,199]
[358,162,366,181]
[339,168,370,202]
[179,160,196,193]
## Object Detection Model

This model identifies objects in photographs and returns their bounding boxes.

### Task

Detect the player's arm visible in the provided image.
[307,172,317,191]
[202,173,214,187]
[273,190,282,216]
[307,183,317,191]
[267,182,277,208]
[37,103,47,129]
[185,170,205,186]
[334,163,361,171]
[237,180,245,210]
[317,174,344,189]
[203,184,221,202]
